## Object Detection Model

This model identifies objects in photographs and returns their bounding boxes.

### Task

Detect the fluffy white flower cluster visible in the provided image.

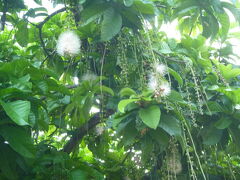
[155,63,167,76]
[56,30,81,57]
[148,63,171,97]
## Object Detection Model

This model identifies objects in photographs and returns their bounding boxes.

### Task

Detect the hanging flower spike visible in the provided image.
[56,30,81,57]
[159,81,171,97]
[166,156,182,174]
[155,63,167,76]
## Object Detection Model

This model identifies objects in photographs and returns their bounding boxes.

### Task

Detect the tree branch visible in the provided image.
[153,50,187,64]
[63,110,114,154]
[38,26,51,57]
[36,7,67,59]
[1,0,8,31]
[37,7,67,29]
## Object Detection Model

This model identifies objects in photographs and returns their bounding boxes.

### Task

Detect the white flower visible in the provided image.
[155,63,167,76]
[82,73,97,81]
[148,74,158,91]
[148,73,171,97]
[56,30,81,57]
[159,82,171,97]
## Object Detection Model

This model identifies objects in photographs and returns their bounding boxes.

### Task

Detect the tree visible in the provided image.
[0,0,240,179]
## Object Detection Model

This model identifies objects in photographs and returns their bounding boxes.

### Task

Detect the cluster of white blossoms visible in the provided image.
[155,63,168,76]
[56,30,81,57]
[148,63,171,97]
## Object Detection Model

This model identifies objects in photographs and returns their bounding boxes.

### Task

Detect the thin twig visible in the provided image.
[62,109,114,154]
[36,7,67,60]
[37,7,67,29]
[1,0,8,31]
[153,50,186,64]
[38,26,51,57]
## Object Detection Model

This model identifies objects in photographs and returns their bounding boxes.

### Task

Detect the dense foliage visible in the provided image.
[1,0,240,179]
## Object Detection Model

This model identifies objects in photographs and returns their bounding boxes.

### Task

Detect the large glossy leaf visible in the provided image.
[81,3,110,26]
[206,101,224,114]
[216,88,240,104]
[139,105,161,129]
[70,169,87,180]
[201,124,223,145]
[118,99,139,113]
[219,64,240,81]
[214,117,232,129]
[0,60,30,81]
[0,144,18,180]
[133,0,156,14]
[0,125,35,158]
[124,0,134,7]
[120,88,137,97]
[0,100,30,126]
[218,13,230,41]
[15,20,29,47]
[33,0,42,5]
[95,85,114,96]
[173,1,198,18]
[168,68,183,86]
[202,14,219,39]
[159,114,182,136]
[149,128,170,150]
[221,2,240,24]
[101,8,122,41]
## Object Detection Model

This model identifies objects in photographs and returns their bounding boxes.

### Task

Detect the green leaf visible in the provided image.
[0,100,30,126]
[0,60,30,81]
[221,2,240,24]
[112,112,132,128]
[214,117,232,129]
[168,90,184,103]
[216,87,240,104]
[133,0,156,15]
[149,129,169,150]
[70,169,88,180]
[124,0,134,7]
[15,20,29,47]
[34,0,42,5]
[168,68,183,86]
[0,144,18,180]
[139,105,161,129]
[95,85,114,96]
[101,8,122,41]
[159,42,172,54]
[202,14,219,39]
[141,137,153,163]
[206,101,224,114]
[219,64,240,81]
[0,125,35,158]
[173,1,198,18]
[118,99,139,113]
[202,125,223,145]
[218,13,230,41]
[229,124,240,148]
[81,3,109,26]
[159,114,182,136]
[120,88,137,97]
